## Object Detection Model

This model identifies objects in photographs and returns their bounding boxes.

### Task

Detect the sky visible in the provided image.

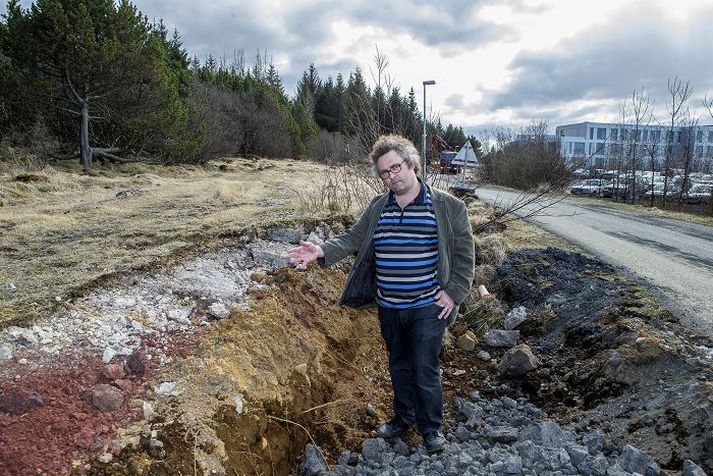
[4,0,713,137]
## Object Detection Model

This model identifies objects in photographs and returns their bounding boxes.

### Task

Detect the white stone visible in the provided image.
[208,302,231,319]
[102,347,117,363]
[504,306,528,330]
[143,401,157,421]
[155,381,181,397]
[0,344,13,360]
[234,394,244,415]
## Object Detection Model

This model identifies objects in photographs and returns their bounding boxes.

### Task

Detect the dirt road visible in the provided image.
[474,186,713,337]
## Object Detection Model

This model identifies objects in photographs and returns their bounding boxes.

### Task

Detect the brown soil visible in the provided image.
[89,266,393,476]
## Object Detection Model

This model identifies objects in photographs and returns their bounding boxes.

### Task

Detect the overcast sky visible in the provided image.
[4,0,713,136]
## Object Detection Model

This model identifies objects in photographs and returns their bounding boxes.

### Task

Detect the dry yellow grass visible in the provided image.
[0,157,353,326]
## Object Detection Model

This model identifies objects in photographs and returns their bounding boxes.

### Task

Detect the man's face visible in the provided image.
[376,150,418,196]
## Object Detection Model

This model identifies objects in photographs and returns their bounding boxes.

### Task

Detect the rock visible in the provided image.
[617,444,661,476]
[498,344,540,376]
[0,388,44,415]
[565,443,590,467]
[143,401,157,421]
[504,455,523,474]
[92,384,124,412]
[682,460,707,476]
[126,348,148,377]
[306,231,324,246]
[577,454,608,476]
[294,363,309,377]
[155,382,181,397]
[102,363,126,381]
[270,228,303,244]
[249,249,289,268]
[234,394,244,415]
[366,403,377,418]
[484,329,520,348]
[113,379,133,393]
[456,331,478,351]
[97,452,113,464]
[501,396,517,409]
[362,438,389,461]
[3,282,17,294]
[300,444,327,476]
[504,306,528,330]
[582,430,604,454]
[522,421,575,448]
[102,347,117,364]
[0,344,13,360]
[477,350,491,361]
[207,302,231,319]
[485,425,519,443]
[7,326,38,346]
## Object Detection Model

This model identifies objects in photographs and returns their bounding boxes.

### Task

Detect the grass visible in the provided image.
[0,156,341,327]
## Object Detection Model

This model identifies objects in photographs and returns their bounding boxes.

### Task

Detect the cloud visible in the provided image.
[487,3,713,117]
[347,1,517,54]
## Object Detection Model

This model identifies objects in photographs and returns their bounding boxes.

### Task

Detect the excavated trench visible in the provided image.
[88,267,392,476]
[2,225,713,475]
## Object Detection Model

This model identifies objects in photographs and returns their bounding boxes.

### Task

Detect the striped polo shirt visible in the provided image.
[374,183,440,308]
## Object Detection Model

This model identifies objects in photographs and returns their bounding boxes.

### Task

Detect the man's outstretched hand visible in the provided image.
[286,240,324,269]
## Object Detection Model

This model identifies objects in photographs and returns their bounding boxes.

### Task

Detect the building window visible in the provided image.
[610,129,618,141]
[589,128,594,140]
[652,130,661,142]
[707,146,713,157]
[597,128,606,140]
[676,131,682,143]
[696,145,703,156]
[642,130,649,142]
[709,131,713,143]
[573,142,585,155]
[595,142,605,155]
[568,142,573,154]
[696,130,703,142]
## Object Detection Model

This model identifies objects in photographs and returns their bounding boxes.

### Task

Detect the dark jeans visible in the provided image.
[378,303,448,435]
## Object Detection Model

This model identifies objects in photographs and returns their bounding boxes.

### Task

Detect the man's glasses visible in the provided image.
[378,160,406,179]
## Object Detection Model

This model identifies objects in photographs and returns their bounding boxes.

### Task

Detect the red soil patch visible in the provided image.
[0,329,201,475]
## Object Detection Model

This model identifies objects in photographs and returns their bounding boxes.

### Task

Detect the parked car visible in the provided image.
[604,175,648,200]
[569,179,610,196]
[644,183,680,199]
[686,183,713,204]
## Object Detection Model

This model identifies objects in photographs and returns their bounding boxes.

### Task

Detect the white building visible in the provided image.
[556,121,713,171]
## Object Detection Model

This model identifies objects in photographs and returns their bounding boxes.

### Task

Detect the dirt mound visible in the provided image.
[488,247,713,471]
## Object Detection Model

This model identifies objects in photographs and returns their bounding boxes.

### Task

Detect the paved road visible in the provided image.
[474,186,713,337]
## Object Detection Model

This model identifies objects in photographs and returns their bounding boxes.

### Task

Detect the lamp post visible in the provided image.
[422,80,436,183]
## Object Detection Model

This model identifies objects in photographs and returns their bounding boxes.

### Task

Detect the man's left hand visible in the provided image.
[434,290,454,320]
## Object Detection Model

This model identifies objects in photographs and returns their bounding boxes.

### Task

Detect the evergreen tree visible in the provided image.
[0,0,197,165]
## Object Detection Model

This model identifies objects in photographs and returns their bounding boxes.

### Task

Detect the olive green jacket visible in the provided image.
[318,184,475,323]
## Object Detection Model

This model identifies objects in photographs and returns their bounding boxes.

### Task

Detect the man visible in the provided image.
[287,134,474,453]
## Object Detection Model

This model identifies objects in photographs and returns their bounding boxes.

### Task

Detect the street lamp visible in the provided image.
[422,80,436,183]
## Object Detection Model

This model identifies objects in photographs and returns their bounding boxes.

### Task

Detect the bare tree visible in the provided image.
[626,88,651,203]
[663,76,692,208]
[676,114,698,209]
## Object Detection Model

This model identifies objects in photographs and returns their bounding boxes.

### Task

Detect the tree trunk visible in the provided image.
[80,98,92,170]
